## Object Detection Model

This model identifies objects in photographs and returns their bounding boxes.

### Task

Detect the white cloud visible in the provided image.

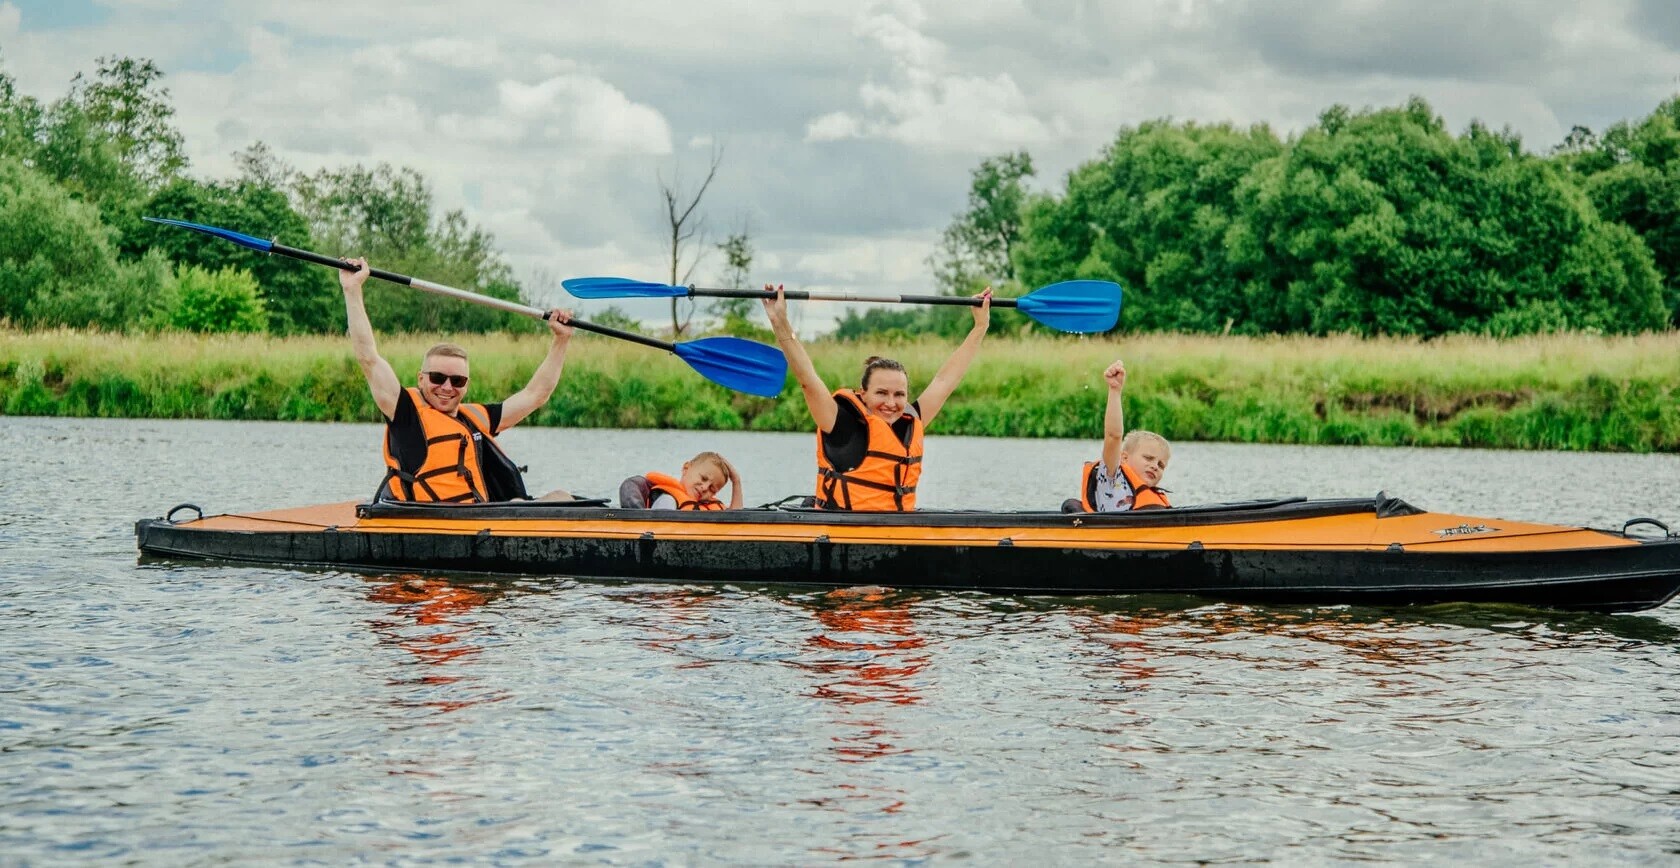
[803,1,1069,153]
[434,112,523,144]
[789,233,936,288]
[533,54,580,77]
[0,2,19,38]
[804,112,862,142]
[350,44,406,77]
[411,38,496,70]
[497,75,672,154]
[856,0,941,68]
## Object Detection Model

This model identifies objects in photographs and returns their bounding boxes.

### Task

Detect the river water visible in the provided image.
[2,416,1678,864]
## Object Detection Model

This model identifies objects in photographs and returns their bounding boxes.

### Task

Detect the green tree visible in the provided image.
[587,306,643,333]
[931,150,1035,294]
[833,306,946,341]
[1014,120,1283,332]
[125,174,342,334]
[67,57,186,191]
[0,62,45,166]
[0,155,130,327]
[168,264,268,333]
[1561,98,1680,326]
[709,226,768,337]
[27,56,187,233]
[292,162,525,332]
[1226,98,1664,335]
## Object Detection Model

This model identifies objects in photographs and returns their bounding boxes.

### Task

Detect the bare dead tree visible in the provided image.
[658,144,724,337]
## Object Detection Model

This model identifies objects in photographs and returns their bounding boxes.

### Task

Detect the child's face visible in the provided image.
[680,460,726,500]
[1121,439,1170,487]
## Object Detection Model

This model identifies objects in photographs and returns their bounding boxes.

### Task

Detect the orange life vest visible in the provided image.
[644,471,725,511]
[815,390,924,512]
[1078,460,1171,512]
[382,387,501,503]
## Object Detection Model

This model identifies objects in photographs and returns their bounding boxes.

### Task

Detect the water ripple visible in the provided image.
[4,418,1680,863]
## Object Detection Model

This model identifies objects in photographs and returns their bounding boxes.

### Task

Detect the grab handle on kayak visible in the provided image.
[165,503,203,524]
[1620,517,1672,537]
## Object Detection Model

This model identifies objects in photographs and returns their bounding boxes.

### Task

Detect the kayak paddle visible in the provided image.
[561,276,1124,333]
[142,217,789,397]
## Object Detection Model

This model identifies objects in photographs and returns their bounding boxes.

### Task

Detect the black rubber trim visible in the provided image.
[353,493,1367,528]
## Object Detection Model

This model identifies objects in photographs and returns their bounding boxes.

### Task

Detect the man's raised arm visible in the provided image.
[499,309,575,430]
[340,258,401,419]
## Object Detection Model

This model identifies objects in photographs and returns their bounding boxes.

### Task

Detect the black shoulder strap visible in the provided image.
[456,408,529,501]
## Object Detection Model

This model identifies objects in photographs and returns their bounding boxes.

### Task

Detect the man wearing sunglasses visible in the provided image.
[339,257,574,502]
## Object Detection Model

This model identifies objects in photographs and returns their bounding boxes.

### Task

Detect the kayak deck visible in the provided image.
[135,495,1680,612]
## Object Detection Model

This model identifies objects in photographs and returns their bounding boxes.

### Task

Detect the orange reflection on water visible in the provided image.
[1076,611,1171,686]
[796,586,947,861]
[365,575,507,716]
[801,586,929,762]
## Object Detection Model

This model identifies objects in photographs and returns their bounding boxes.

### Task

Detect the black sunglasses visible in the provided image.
[422,371,469,388]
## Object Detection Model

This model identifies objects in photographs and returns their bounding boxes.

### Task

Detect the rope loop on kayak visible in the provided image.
[1621,517,1672,538]
[165,503,203,524]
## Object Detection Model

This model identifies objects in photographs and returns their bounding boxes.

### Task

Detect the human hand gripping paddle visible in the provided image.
[142,217,789,397]
[560,276,1123,333]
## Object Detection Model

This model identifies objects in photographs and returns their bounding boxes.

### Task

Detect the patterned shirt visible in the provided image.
[1089,461,1137,512]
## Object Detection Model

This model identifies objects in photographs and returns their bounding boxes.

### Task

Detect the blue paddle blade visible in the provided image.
[1016,279,1123,333]
[143,217,275,253]
[562,276,687,299]
[671,336,787,397]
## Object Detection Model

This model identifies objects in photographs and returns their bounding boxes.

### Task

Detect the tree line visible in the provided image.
[3,54,1678,340]
[0,55,526,336]
[916,96,1680,338]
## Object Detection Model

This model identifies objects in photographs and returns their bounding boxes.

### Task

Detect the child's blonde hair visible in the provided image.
[1121,430,1171,457]
[688,451,729,472]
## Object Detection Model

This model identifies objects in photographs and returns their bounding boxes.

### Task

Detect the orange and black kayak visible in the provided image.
[134,494,1680,612]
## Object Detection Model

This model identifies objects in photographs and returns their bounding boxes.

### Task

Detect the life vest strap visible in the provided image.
[819,467,916,495]
[861,449,922,466]
[382,468,445,503]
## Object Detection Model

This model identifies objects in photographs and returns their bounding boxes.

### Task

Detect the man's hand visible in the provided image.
[339,257,371,294]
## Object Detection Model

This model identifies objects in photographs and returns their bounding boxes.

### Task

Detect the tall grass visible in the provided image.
[4,328,1678,451]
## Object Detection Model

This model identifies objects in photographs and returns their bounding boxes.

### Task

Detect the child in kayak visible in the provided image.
[620,451,743,511]
[1071,359,1171,512]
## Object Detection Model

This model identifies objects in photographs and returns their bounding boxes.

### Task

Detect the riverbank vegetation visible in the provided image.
[5,329,1677,452]
[5,56,1680,452]
[6,55,1680,345]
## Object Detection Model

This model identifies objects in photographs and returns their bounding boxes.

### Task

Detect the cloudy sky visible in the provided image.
[4,0,1679,328]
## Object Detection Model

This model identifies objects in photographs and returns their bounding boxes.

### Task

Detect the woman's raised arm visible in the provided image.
[762,284,839,432]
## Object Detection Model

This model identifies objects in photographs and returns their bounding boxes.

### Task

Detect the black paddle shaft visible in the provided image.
[270,243,675,352]
[686,286,1020,308]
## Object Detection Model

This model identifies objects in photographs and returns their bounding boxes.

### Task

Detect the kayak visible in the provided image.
[133,494,1680,612]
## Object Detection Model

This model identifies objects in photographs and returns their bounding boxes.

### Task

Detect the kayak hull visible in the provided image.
[134,495,1680,613]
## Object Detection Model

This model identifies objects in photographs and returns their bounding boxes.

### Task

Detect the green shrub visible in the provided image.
[168,265,268,334]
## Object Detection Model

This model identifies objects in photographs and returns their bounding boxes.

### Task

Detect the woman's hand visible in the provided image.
[971,286,992,331]
[760,283,789,332]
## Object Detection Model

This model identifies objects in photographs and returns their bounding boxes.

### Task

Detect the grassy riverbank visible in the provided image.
[4,328,1679,451]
